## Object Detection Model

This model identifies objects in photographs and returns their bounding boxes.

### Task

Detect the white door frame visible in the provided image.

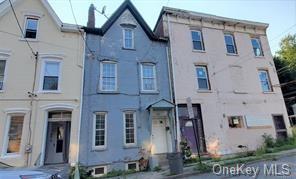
[40,104,75,166]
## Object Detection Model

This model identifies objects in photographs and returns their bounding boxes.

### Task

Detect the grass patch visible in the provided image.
[101,169,137,178]
[195,162,212,173]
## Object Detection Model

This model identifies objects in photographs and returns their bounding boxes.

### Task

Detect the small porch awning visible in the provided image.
[147,99,175,110]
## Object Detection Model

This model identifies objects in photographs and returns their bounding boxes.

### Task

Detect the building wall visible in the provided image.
[0,0,84,167]
[79,9,171,170]
[158,15,291,154]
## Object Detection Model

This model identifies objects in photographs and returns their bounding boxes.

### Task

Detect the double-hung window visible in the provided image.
[196,66,210,90]
[124,112,136,146]
[41,60,61,91]
[251,38,263,56]
[123,28,134,49]
[0,60,6,90]
[191,30,204,51]
[100,62,117,91]
[4,115,24,155]
[258,70,272,92]
[24,17,38,39]
[224,34,237,54]
[93,112,107,149]
[141,63,156,91]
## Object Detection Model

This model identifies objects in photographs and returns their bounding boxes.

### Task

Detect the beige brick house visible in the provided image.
[155,7,292,155]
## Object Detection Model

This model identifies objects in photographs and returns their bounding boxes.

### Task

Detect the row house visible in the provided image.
[154,7,292,155]
[79,1,176,176]
[0,0,84,167]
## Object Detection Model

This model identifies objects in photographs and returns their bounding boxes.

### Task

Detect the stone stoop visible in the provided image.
[40,163,70,178]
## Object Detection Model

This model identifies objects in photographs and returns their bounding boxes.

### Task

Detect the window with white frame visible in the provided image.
[93,112,107,149]
[24,17,39,39]
[100,62,117,91]
[251,38,263,56]
[41,60,61,91]
[0,60,6,90]
[224,34,237,54]
[92,166,107,177]
[126,162,139,171]
[141,63,156,91]
[196,65,210,90]
[191,30,204,51]
[258,70,272,92]
[4,115,24,155]
[124,111,136,146]
[123,28,134,49]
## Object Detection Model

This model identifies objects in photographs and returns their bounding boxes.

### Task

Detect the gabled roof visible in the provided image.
[147,99,175,110]
[83,0,167,42]
[154,6,269,32]
[0,0,80,33]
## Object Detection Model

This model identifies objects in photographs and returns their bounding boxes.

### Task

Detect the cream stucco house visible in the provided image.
[155,7,292,155]
[0,0,84,167]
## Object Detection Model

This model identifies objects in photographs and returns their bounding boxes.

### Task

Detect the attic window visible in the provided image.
[24,17,39,39]
[123,28,134,49]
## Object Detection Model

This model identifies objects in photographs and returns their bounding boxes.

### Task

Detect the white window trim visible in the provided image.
[99,61,118,92]
[123,111,137,147]
[258,70,272,92]
[125,161,139,171]
[38,58,62,93]
[0,51,10,92]
[92,112,107,150]
[140,63,157,92]
[92,165,107,177]
[1,114,25,158]
[196,66,210,90]
[122,28,134,49]
[251,38,263,57]
[191,30,205,51]
[224,34,237,54]
[22,15,40,40]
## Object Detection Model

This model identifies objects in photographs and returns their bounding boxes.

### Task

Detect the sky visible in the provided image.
[3,0,296,55]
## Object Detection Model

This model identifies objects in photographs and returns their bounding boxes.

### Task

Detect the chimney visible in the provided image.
[87,4,95,28]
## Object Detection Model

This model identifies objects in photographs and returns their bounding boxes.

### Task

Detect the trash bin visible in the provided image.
[167,152,183,175]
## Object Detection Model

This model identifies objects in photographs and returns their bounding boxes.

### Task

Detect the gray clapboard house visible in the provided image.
[79,0,176,176]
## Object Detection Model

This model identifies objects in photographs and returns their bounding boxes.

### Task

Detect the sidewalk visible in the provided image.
[108,148,296,179]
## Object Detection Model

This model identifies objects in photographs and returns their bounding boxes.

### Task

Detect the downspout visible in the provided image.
[166,13,181,152]
[75,30,86,165]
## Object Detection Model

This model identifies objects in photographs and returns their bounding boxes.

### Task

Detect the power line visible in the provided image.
[68,0,95,57]
[8,0,36,56]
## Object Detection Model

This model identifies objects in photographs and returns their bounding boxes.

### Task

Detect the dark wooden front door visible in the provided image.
[272,115,288,139]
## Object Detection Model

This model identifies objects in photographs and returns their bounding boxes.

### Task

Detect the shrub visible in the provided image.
[196,162,212,173]
[70,164,94,179]
[262,133,275,148]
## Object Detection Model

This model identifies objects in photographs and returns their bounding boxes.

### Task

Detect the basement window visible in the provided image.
[92,166,107,177]
[228,116,244,128]
[126,162,139,171]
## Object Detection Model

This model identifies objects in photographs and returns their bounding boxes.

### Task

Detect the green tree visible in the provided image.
[274,34,296,115]
[276,34,296,70]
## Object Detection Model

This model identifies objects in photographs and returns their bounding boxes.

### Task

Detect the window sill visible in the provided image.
[196,89,212,93]
[98,90,120,94]
[192,49,206,53]
[1,153,21,159]
[226,53,239,56]
[38,90,61,94]
[122,47,136,51]
[254,55,265,59]
[140,90,159,94]
[233,90,248,94]
[19,38,38,42]
[123,145,139,149]
[92,147,107,151]
[262,91,275,94]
